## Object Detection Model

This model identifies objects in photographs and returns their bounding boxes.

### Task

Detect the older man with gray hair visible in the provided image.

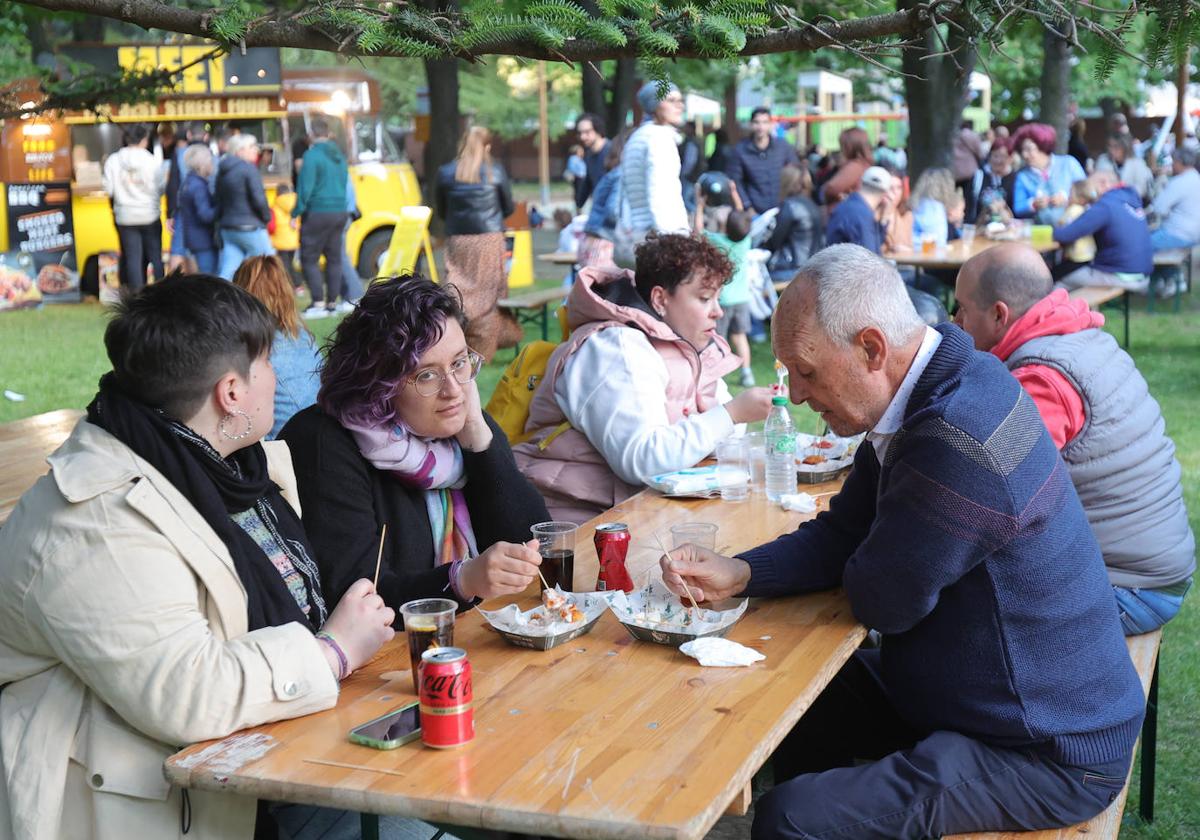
[955,242,1193,634]
[661,243,1144,838]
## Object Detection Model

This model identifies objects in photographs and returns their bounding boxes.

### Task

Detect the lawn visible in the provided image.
[0,283,1196,837]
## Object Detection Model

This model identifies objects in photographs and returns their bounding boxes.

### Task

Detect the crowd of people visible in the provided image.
[1,84,1196,840]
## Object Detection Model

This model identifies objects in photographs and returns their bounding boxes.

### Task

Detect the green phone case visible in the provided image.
[347,703,422,750]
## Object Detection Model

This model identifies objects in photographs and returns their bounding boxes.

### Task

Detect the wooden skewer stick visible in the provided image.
[654,531,700,612]
[303,758,406,778]
[372,524,388,590]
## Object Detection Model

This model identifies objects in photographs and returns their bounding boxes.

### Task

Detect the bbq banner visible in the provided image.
[5,182,80,304]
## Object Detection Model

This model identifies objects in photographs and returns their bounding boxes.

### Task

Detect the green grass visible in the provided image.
[1,284,1197,836]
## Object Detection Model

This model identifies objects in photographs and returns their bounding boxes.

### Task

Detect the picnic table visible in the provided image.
[165,479,864,840]
[0,408,83,526]
[888,237,1060,271]
[538,250,580,287]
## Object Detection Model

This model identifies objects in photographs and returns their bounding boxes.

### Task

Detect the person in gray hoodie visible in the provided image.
[293,119,349,318]
[101,124,167,291]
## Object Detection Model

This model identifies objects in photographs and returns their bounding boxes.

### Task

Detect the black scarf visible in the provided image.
[87,374,326,632]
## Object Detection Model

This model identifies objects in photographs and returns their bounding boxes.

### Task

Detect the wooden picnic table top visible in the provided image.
[498,286,566,308]
[166,478,863,840]
[1068,285,1129,308]
[889,237,1059,270]
[0,408,83,526]
[537,251,579,265]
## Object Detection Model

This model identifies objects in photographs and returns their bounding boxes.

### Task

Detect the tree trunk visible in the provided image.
[581,61,606,119]
[900,4,976,181]
[1039,23,1072,154]
[722,77,739,142]
[607,58,637,134]
[423,56,459,234]
[1176,48,1192,149]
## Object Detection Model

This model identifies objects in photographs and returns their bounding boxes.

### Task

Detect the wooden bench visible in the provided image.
[948,629,1163,840]
[497,286,565,342]
[0,409,83,527]
[1148,249,1192,314]
[1068,286,1130,348]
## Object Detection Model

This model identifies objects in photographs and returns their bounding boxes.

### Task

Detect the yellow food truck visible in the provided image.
[0,44,422,284]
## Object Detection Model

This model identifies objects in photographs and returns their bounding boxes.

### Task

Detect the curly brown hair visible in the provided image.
[633,233,732,303]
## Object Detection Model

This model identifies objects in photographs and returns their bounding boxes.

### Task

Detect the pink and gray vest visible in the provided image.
[1006,328,1194,590]
[512,267,741,524]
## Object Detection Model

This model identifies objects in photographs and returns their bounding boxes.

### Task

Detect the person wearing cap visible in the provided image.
[724,106,800,215]
[614,81,690,266]
[1149,146,1200,253]
[823,165,891,254]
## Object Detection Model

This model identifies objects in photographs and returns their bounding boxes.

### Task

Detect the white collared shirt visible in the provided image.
[867,326,943,465]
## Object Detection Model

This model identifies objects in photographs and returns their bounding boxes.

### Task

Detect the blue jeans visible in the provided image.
[192,249,217,275]
[1150,228,1195,252]
[341,219,363,301]
[1113,578,1191,635]
[218,227,275,280]
[269,803,456,839]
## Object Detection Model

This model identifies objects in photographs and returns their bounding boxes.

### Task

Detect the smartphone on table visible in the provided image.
[348,702,421,750]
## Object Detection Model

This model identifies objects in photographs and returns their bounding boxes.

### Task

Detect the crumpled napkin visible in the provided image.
[779,492,816,512]
[679,637,766,667]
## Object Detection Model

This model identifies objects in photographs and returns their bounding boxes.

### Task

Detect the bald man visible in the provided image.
[956,242,1194,635]
[1052,169,1154,290]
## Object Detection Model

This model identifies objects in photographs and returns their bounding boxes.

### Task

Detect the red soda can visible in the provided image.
[594,522,634,592]
[419,647,474,749]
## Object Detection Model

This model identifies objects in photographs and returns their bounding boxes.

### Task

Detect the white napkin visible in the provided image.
[779,492,816,512]
[679,637,766,667]
[648,465,748,496]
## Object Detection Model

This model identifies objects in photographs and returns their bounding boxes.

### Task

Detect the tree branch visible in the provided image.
[11,0,933,60]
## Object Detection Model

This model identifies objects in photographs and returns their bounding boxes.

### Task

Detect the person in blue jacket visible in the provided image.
[660,244,1145,840]
[1054,170,1153,291]
[176,144,219,274]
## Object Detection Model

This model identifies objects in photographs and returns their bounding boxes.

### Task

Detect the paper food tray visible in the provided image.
[478,590,608,651]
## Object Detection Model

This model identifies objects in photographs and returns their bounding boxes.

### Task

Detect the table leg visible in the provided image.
[361,813,380,840]
[1138,656,1159,823]
[1123,290,1130,349]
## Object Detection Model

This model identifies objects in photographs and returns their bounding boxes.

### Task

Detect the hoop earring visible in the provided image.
[218,409,253,441]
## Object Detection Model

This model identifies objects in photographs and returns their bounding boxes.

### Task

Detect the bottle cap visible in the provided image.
[771,396,788,406]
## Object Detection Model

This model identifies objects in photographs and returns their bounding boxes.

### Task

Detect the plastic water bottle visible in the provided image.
[764,396,797,502]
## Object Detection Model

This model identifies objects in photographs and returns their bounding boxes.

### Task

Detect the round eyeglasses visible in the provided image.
[409,350,483,397]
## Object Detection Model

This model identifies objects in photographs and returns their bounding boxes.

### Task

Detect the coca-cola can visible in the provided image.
[418,647,474,749]
[594,522,634,592]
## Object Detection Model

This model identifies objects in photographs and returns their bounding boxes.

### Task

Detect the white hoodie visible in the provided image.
[101,146,166,226]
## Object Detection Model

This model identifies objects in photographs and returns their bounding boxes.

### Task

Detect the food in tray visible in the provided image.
[541,588,585,624]
[811,440,834,449]
[802,454,828,465]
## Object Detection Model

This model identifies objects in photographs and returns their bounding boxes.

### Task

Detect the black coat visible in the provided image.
[435,162,515,236]
[766,195,824,280]
[215,155,271,229]
[279,406,549,623]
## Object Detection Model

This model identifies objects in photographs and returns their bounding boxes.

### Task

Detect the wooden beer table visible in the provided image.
[0,408,82,526]
[889,237,1059,271]
[166,480,864,840]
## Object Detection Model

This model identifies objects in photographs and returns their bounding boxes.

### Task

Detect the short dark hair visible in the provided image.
[319,274,468,428]
[750,107,772,121]
[104,274,275,421]
[634,233,732,302]
[311,118,331,138]
[122,124,150,147]
[726,210,753,243]
[576,112,606,137]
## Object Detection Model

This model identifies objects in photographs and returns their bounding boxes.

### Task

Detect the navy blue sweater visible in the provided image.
[740,325,1144,766]
[824,192,883,254]
[724,136,799,213]
[1053,185,1153,275]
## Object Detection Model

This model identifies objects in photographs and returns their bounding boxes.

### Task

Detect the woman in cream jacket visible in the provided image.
[0,276,395,840]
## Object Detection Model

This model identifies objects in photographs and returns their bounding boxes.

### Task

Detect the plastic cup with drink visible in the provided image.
[399,597,456,694]
[716,437,750,502]
[670,522,718,551]
[531,521,578,592]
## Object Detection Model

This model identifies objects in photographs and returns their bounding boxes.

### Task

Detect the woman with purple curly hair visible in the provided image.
[279,274,549,617]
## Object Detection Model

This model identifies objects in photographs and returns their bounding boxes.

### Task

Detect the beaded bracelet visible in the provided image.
[315,631,350,681]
